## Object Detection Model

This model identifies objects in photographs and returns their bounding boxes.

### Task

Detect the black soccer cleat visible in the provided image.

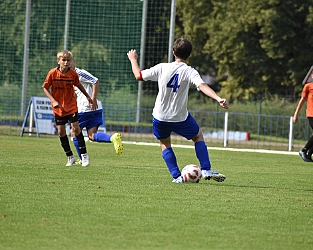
[299,150,313,162]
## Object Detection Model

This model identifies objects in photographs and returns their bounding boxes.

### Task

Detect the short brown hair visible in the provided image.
[173,38,192,60]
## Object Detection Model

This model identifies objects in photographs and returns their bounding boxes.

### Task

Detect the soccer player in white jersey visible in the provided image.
[69,58,123,162]
[127,38,229,183]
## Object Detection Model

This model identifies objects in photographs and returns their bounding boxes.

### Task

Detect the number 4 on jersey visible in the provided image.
[166,74,180,92]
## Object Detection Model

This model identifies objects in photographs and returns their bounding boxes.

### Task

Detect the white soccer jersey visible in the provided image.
[74,67,103,113]
[141,61,204,122]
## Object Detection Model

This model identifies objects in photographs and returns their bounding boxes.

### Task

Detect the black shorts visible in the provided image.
[308,117,313,130]
[55,112,79,125]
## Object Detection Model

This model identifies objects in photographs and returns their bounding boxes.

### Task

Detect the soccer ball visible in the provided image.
[181,164,202,183]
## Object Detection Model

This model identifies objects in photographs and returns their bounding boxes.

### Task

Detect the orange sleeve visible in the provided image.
[303,83,313,117]
[42,68,55,89]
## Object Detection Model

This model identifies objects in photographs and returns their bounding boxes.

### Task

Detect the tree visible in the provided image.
[176,0,214,73]
[176,0,313,100]
[0,0,27,87]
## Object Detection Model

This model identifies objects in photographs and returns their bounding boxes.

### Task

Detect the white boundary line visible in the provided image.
[123,141,298,156]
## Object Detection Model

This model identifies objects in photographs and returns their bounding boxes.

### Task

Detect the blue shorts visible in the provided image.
[78,109,103,131]
[153,113,199,140]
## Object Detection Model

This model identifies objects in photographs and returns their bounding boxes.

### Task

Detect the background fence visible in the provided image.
[5,102,312,152]
[0,0,311,152]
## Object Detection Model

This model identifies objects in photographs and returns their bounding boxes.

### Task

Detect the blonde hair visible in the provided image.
[57,50,73,61]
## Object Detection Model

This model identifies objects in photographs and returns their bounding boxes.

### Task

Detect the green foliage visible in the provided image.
[176,0,313,99]
[1,136,313,250]
[0,0,143,105]
[103,86,137,107]
[0,0,26,87]
[176,0,214,74]
[102,86,138,122]
[4,0,313,102]
[187,91,302,116]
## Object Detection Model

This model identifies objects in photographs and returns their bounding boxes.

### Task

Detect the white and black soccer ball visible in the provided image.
[181,164,202,183]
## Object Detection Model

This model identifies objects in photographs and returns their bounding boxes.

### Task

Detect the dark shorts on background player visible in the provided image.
[55,112,79,125]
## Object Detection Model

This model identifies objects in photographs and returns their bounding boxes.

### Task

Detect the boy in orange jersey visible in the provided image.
[293,77,313,162]
[42,50,93,167]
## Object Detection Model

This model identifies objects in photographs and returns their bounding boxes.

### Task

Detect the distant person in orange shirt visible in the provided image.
[42,50,93,167]
[293,77,313,162]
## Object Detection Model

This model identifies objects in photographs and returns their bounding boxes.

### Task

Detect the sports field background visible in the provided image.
[1,136,313,250]
[1,0,312,152]
[1,2,313,249]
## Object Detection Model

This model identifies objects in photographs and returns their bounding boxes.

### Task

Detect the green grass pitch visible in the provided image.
[0,136,313,250]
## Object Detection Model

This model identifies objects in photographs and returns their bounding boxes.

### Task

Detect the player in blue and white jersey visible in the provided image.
[69,58,123,163]
[127,38,228,183]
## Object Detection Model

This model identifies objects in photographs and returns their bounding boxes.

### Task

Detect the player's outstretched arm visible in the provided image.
[198,83,229,109]
[127,49,142,80]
